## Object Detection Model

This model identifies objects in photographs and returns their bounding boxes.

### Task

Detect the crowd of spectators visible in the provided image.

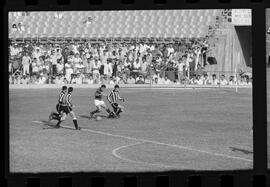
[9,39,252,86]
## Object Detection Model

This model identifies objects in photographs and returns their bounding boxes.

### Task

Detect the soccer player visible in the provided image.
[90,84,114,118]
[107,85,125,118]
[48,86,67,121]
[55,87,81,130]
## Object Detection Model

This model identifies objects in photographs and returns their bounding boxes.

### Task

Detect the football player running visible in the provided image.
[107,85,125,118]
[90,84,115,118]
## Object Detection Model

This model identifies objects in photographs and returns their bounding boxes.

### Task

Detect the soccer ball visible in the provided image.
[96,116,102,121]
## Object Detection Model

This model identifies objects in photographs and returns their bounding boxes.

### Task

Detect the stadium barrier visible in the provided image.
[9,84,252,89]
[9,70,252,89]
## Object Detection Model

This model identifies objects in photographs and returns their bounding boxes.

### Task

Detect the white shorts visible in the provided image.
[94,99,105,107]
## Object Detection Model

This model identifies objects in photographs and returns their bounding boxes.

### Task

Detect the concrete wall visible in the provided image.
[206,25,251,73]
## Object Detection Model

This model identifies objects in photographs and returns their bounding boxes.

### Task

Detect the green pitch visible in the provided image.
[9,87,253,172]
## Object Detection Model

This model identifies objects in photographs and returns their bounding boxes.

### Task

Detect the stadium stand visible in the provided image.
[8,10,252,86]
[9,10,219,38]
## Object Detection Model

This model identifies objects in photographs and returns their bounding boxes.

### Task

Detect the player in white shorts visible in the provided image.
[90,84,115,118]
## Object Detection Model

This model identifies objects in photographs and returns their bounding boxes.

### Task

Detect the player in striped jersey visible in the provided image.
[107,85,125,118]
[48,86,67,121]
[90,84,115,118]
[55,87,81,130]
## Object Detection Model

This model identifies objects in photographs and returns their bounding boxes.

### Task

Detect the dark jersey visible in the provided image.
[94,88,103,100]
[107,90,123,103]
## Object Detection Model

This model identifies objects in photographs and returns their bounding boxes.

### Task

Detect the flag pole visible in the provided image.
[235,66,238,93]
[235,52,240,93]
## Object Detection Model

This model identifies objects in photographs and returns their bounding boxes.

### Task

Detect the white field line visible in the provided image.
[112,142,181,169]
[33,121,253,162]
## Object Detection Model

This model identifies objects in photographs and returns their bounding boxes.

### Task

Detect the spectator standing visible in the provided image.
[92,59,101,84]
[112,59,119,78]
[22,52,31,76]
[167,44,175,57]
[104,59,113,78]
[194,46,201,71]
[50,50,58,76]
[65,61,73,82]
[73,53,82,73]
[31,58,39,76]
[62,47,69,75]
[11,24,17,32]
[132,58,141,80]
[141,57,148,80]
[177,58,185,84]
[57,60,64,74]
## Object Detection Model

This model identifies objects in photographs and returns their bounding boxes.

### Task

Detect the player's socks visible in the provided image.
[106,109,111,114]
[52,114,60,120]
[116,110,122,116]
[90,110,99,118]
[115,108,122,116]
[55,120,62,128]
[73,119,80,130]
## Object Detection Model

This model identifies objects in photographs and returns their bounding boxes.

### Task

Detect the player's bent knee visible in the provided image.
[70,112,76,119]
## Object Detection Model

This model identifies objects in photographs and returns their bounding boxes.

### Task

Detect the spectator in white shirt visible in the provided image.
[92,59,101,84]
[103,60,113,78]
[167,44,175,57]
[33,48,41,60]
[38,74,47,84]
[132,58,141,80]
[164,76,172,84]
[85,75,94,84]
[153,77,159,84]
[177,58,185,83]
[17,23,25,32]
[203,74,210,85]
[228,76,235,85]
[22,52,31,75]
[11,24,18,32]
[209,74,219,85]
[127,76,135,84]
[76,73,84,84]
[65,62,73,82]
[74,61,85,74]
[219,75,228,85]
[158,74,165,84]
[50,50,58,76]
[73,53,82,64]
[21,75,28,84]
[194,47,201,71]
[195,75,204,85]
[141,58,148,78]
[57,61,64,74]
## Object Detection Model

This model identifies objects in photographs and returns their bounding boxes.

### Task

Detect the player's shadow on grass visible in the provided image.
[229,147,253,155]
[40,120,59,129]
[79,114,108,119]
[40,120,77,131]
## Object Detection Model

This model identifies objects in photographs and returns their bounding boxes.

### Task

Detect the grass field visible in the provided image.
[9,87,253,172]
